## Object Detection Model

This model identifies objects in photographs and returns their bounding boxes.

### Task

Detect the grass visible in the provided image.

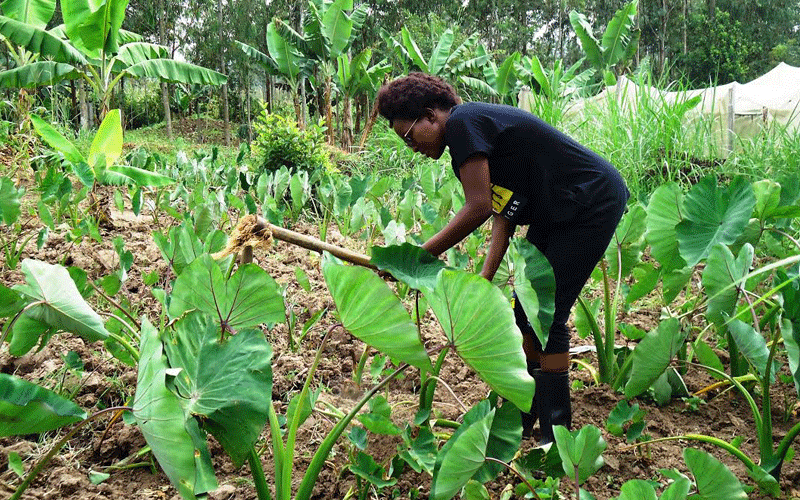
[122,118,241,167]
[557,74,800,200]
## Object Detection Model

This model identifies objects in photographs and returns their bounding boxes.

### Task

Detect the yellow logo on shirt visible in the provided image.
[491,184,513,214]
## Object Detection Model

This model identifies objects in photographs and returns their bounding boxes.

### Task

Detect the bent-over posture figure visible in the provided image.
[377,73,629,443]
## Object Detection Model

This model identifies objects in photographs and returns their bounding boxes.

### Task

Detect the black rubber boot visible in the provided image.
[521,362,540,437]
[535,370,572,445]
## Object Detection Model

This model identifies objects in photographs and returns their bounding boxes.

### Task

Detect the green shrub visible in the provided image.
[250,111,332,175]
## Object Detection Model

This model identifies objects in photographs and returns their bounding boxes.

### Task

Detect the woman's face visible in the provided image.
[393,111,447,160]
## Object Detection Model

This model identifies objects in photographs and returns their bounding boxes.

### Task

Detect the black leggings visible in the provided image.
[514,200,627,354]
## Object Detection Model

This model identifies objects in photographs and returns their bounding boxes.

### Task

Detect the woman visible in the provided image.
[376,73,629,443]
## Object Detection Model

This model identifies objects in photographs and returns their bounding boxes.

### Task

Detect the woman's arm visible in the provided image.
[479,214,513,281]
[422,155,492,257]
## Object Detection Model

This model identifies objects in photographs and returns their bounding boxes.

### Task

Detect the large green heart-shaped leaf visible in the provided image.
[472,399,522,483]
[616,479,657,500]
[0,373,86,437]
[322,253,432,371]
[683,448,747,500]
[645,183,687,269]
[431,404,494,500]
[605,203,647,279]
[133,319,217,499]
[9,313,54,356]
[778,268,800,396]
[553,424,606,484]
[702,243,753,326]
[163,312,272,467]
[0,176,24,225]
[426,269,534,411]
[659,477,691,500]
[511,238,555,349]
[624,318,683,398]
[676,176,755,267]
[370,243,447,292]
[168,254,285,332]
[13,259,109,342]
[645,182,686,272]
[725,315,777,383]
[752,180,781,221]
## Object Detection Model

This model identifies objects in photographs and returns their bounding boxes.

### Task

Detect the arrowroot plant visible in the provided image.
[572,174,800,493]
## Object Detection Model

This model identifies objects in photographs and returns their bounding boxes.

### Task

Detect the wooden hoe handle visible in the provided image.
[252,216,377,270]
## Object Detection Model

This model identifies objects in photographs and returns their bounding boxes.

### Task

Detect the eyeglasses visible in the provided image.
[401,117,419,147]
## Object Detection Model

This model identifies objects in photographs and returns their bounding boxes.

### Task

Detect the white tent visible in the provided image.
[519,62,800,156]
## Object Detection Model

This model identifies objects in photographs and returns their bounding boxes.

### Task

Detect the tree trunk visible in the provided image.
[341,94,353,150]
[683,0,688,55]
[159,0,173,139]
[246,67,252,143]
[264,72,272,114]
[69,79,77,130]
[78,80,89,130]
[354,94,362,135]
[358,94,380,150]
[218,0,230,145]
[660,0,668,76]
[119,77,126,129]
[325,73,333,145]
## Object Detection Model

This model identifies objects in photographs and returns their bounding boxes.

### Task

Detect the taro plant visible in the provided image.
[551,423,748,500]
[0,258,138,500]
[31,109,174,224]
[584,174,800,492]
[577,175,800,399]
[0,175,38,270]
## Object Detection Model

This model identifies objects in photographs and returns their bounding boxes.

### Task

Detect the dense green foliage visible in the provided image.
[250,111,332,175]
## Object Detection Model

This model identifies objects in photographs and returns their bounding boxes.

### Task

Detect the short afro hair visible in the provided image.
[376,72,460,125]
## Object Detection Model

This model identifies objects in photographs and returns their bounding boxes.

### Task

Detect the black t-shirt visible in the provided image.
[444,102,628,226]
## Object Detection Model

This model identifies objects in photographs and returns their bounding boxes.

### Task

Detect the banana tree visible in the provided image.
[569,0,640,88]
[236,36,311,127]
[335,48,391,149]
[383,27,490,85]
[461,50,521,105]
[0,0,226,119]
[0,0,56,67]
[271,0,366,144]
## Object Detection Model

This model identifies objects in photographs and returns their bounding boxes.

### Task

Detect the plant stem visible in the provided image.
[90,281,141,330]
[105,330,141,363]
[11,407,131,500]
[248,447,272,500]
[283,325,338,499]
[294,363,411,500]
[622,434,757,471]
[484,457,542,500]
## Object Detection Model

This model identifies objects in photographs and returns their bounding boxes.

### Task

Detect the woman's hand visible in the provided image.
[422,155,492,256]
[479,214,513,282]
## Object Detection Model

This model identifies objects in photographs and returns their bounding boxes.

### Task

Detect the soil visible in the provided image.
[1,177,800,500]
